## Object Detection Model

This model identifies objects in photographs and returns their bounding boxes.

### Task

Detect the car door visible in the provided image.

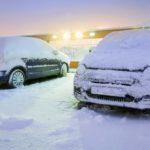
[42,49,61,76]
[26,57,45,79]
[27,45,61,79]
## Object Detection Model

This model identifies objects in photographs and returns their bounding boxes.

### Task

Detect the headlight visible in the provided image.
[76,65,86,75]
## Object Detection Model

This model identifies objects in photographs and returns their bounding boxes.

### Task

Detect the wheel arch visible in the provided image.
[61,62,69,72]
[8,66,27,80]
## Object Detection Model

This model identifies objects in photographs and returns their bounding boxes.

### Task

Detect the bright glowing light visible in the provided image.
[63,32,71,40]
[89,32,96,37]
[52,35,58,39]
[75,32,83,39]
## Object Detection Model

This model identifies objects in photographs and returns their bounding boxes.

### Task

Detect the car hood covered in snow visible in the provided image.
[82,29,150,71]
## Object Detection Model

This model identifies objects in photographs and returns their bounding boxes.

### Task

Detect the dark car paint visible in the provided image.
[23,58,61,79]
[0,75,8,85]
[0,57,67,85]
[23,58,64,79]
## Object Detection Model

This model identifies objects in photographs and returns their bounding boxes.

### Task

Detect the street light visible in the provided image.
[63,32,71,40]
[75,32,83,39]
[89,32,96,37]
[52,35,58,40]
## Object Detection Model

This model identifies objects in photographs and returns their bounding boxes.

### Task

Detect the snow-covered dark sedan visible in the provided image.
[74,29,150,110]
[0,37,70,88]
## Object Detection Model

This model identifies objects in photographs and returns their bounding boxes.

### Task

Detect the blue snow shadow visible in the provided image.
[0,117,33,131]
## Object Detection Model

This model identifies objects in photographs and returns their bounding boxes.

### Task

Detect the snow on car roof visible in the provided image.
[95,29,150,53]
[0,36,54,60]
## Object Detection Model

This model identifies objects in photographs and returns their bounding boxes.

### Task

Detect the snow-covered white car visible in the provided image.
[0,36,70,88]
[74,29,150,110]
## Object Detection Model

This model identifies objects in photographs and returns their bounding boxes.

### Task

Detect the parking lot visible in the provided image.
[0,73,150,150]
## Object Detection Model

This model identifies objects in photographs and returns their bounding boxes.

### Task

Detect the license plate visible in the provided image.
[91,86,125,97]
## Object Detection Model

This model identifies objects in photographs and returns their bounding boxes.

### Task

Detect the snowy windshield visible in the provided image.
[82,29,150,70]
[94,29,150,54]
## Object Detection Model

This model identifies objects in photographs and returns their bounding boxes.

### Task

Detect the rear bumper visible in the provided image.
[74,86,150,110]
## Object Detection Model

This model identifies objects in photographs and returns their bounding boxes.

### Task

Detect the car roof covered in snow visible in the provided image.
[94,29,150,53]
[0,36,54,60]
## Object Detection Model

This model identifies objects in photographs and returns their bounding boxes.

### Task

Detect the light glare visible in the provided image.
[63,32,71,40]
[52,35,58,39]
[76,32,83,39]
[89,32,96,37]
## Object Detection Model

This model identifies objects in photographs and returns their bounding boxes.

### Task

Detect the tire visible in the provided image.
[60,64,68,77]
[8,69,25,88]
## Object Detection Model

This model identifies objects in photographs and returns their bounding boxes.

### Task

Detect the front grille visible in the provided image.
[89,78,134,86]
[86,90,134,102]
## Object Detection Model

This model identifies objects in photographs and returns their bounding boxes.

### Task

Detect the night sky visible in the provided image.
[0,0,150,35]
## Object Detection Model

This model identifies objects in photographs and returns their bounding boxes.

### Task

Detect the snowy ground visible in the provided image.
[0,73,150,150]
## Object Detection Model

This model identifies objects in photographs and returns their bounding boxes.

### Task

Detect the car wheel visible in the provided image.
[60,64,68,77]
[8,69,25,88]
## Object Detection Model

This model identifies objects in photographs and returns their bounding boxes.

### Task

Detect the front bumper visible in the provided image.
[74,86,150,110]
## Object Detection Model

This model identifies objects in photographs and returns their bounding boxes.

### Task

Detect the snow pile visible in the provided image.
[0,73,82,150]
[83,29,150,70]
[76,108,150,150]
